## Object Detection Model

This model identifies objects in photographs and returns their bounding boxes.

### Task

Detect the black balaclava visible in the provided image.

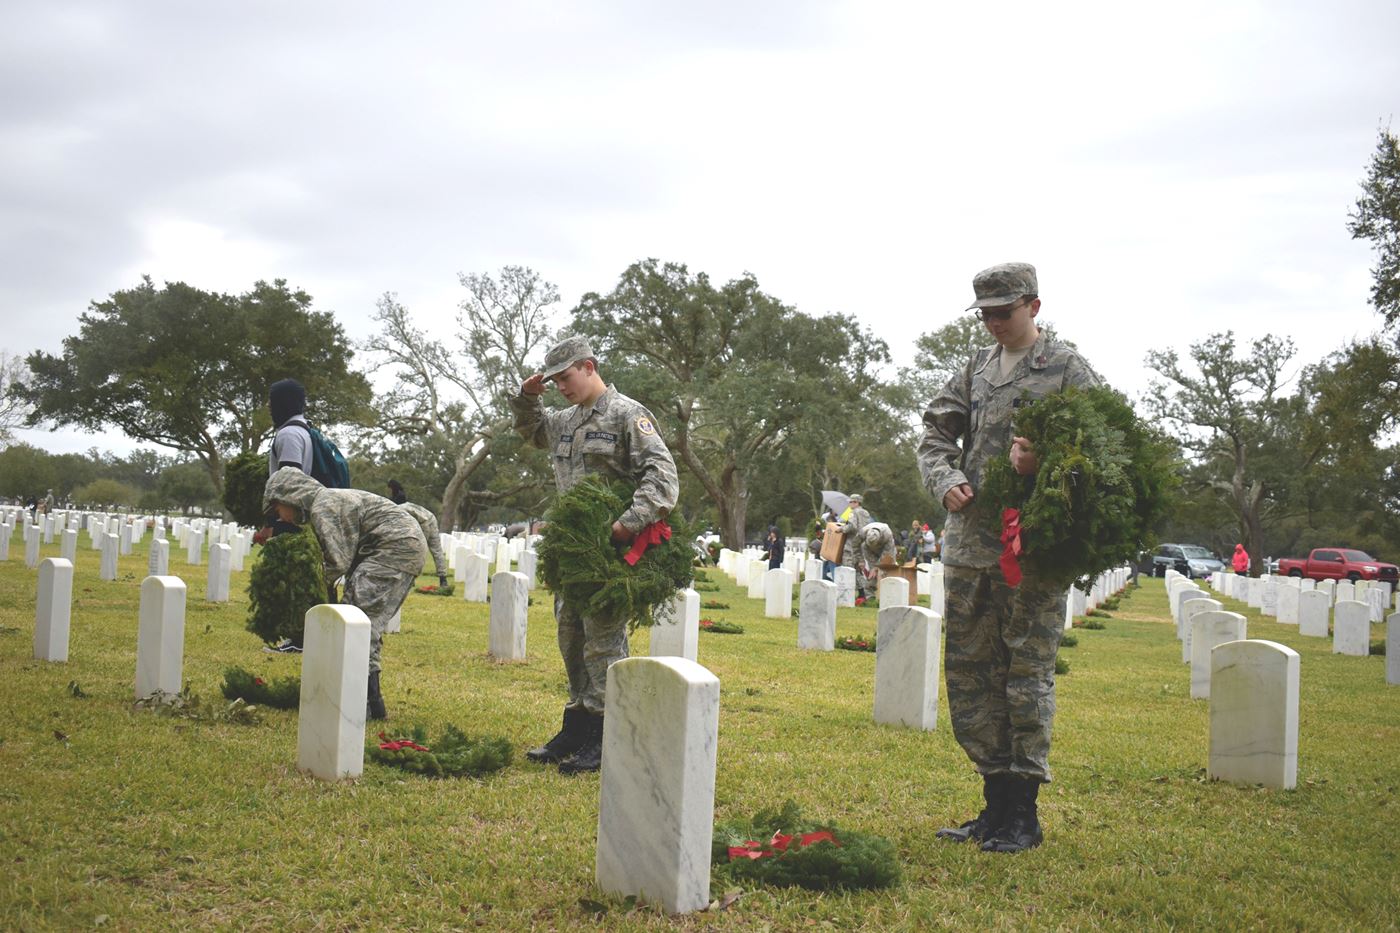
[269,379,306,428]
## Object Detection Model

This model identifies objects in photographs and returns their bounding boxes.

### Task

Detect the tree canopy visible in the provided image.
[1349,126,1400,333]
[13,277,372,494]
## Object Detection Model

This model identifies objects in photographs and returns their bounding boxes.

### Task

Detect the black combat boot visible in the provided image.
[526,706,589,764]
[981,776,1044,853]
[936,773,1009,843]
[557,711,604,775]
[366,671,387,721]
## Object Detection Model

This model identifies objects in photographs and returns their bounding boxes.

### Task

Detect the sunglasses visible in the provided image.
[976,300,1028,323]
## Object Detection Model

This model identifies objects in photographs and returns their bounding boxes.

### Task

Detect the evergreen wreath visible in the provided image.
[537,475,693,630]
[246,527,326,647]
[222,451,270,527]
[699,618,744,634]
[221,667,300,709]
[836,634,876,652]
[714,801,900,891]
[979,385,1179,589]
[368,725,512,778]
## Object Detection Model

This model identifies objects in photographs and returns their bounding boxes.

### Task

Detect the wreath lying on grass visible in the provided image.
[700,618,744,634]
[246,528,326,648]
[537,476,693,630]
[701,600,730,610]
[221,667,300,709]
[368,725,513,778]
[980,385,1179,590]
[713,801,899,890]
[416,583,455,596]
[836,634,876,652]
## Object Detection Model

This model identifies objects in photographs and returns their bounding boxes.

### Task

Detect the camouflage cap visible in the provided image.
[542,336,595,379]
[965,262,1038,310]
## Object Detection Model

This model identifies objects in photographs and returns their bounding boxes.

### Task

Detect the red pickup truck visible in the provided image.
[1275,548,1399,584]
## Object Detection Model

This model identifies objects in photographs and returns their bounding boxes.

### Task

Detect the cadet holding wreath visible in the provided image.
[510,337,679,774]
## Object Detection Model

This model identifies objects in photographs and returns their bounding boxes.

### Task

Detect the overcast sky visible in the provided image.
[3,0,1397,457]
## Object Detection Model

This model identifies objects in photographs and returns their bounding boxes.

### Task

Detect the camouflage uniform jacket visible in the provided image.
[510,384,679,532]
[398,502,447,577]
[264,468,427,580]
[841,506,872,540]
[859,521,897,567]
[917,330,1099,569]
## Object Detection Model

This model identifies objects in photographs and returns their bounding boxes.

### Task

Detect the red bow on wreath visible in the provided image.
[728,830,840,860]
[377,732,430,753]
[623,520,671,566]
[999,508,1023,587]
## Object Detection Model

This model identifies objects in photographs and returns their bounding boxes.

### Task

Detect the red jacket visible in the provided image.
[1231,545,1249,573]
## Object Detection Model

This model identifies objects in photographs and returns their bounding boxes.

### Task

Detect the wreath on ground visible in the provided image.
[713,801,900,890]
[980,385,1179,589]
[368,725,513,778]
[836,634,876,652]
[246,527,326,648]
[701,600,730,610]
[221,666,300,709]
[537,475,693,630]
[700,618,744,634]
[416,583,455,596]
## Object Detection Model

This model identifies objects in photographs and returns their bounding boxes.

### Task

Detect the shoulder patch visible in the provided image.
[635,415,656,436]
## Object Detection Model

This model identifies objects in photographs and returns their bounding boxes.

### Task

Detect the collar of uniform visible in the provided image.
[975,329,1051,380]
[568,384,617,427]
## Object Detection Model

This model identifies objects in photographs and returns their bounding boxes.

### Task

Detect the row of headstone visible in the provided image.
[1061,565,1133,631]
[1201,572,1381,656]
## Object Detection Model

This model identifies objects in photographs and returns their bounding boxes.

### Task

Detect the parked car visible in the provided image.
[1143,544,1226,579]
[1275,548,1399,584]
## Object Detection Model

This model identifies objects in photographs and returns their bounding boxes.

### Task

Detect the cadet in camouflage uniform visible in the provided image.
[398,501,449,588]
[859,522,897,572]
[510,336,679,774]
[917,262,1099,854]
[841,494,873,598]
[263,467,427,720]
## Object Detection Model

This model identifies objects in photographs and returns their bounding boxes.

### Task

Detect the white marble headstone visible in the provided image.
[100,533,119,580]
[873,605,940,730]
[1190,610,1246,699]
[746,560,767,600]
[25,527,40,569]
[463,553,490,603]
[207,543,232,602]
[148,538,170,576]
[1208,639,1298,790]
[1275,584,1300,625]
[651,588,700,661]
[488,571,529,661]
[1335,580,1356,603]
[834,566,856,608]
[596,656,719,915]
[135,576,187,700]
[1332,600,1370,656]
[1388,613,1400,687]
[297,604,371,781]
[878,576,909,608]
[1259,581,1278,618]
[34,558,74,663]
[798,579,837,651]
[60,528,78,563]
[1297,590,1330,637]
[519,548,538,589]
[763,568,793,618]
[453,544,470,584]
[1181,597,1222,664]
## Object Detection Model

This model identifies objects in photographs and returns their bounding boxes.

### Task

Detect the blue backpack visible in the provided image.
[303,424,351,489]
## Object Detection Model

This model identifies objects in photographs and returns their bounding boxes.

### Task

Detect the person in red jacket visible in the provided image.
[1231,543,1250,574]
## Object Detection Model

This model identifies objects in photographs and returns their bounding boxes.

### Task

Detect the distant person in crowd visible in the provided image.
[765,524,785,569]
[923,524,939,562]
[841,493,873,598]
[918,261,1100,854]
[41,488,56,514]
[267,378,314,478]
[399,500,449,588]
[511,336,678,774]
[263,467,426,720]
[387,479,408,504]
[1231,543,1249,574]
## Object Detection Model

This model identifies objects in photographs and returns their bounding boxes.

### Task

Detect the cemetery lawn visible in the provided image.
[2,545,1398,931]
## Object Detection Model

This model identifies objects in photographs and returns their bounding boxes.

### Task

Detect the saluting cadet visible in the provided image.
[510,336,679,774]
[917,262,1100,853]
[263,467,427,720]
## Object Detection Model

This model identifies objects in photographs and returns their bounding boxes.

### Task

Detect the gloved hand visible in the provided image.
[438,574,449,588]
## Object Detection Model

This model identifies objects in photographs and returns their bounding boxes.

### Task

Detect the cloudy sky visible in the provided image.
[3,0,1397,456]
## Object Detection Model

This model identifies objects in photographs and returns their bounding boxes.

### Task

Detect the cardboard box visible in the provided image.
[877,560,919,590]
[819,522,845,563]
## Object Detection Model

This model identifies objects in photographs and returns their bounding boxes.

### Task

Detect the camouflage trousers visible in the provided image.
[555,595,630,714]
[344,560,417,674]
[843,544,873,598]
[943,565,1066,782]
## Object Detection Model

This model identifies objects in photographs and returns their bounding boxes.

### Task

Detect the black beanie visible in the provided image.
[269,379,306,428]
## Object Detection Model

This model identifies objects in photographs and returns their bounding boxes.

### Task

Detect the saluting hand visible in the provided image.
[521,373,547,396]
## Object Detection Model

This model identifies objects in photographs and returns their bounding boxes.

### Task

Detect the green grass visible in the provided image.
[2,539,1398,929]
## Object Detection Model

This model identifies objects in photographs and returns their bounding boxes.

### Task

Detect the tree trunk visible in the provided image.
[439,430,493,531]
